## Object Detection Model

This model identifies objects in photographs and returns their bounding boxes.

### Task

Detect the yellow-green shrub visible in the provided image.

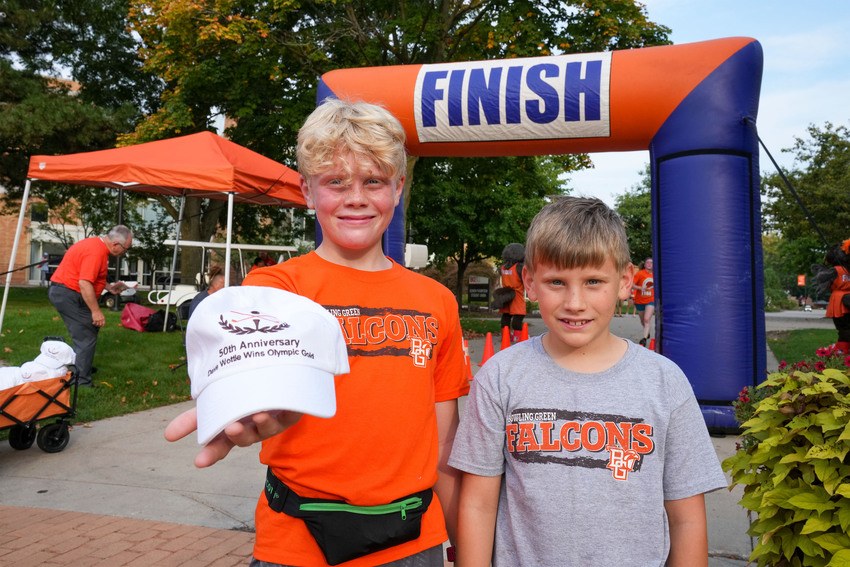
[723,357,850,567]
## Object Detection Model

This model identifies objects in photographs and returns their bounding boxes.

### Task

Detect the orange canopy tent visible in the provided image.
[24,131,304,206]
[1,132,306,333]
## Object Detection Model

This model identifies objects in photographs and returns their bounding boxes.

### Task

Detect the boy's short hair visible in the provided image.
[297,98,407,181]
[525,197,631,273]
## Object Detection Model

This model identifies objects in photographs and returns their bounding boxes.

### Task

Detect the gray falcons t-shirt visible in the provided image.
[449,337,727,567]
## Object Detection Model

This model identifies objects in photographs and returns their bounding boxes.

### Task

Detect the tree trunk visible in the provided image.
[454,246,470,311]
[155,195,226,288]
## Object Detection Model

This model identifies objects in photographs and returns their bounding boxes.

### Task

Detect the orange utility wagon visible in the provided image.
[1,371,78,453]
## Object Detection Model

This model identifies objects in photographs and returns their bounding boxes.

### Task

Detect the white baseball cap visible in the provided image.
[35,340,76,369]
[186,286,349,445]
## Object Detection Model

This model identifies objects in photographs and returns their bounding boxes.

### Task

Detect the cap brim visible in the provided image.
[195,366,336,445]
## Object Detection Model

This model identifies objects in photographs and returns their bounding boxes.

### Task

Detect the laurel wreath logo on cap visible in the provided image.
[218,311,290,335]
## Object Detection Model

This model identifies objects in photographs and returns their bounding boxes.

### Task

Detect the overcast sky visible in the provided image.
[567,0,850,206]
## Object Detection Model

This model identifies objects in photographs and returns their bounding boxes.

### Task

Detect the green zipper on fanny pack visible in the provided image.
[299,496,423,520]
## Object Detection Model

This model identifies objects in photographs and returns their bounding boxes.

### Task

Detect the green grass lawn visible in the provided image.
[1,287,190,425]
[459,317,502,337]
[766,328,837,365]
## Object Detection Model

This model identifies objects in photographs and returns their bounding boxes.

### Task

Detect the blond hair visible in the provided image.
[525,197,631,273]
[296,98,407,180]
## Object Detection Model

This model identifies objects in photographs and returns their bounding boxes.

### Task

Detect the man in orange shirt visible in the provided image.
[166,100,467,567]
[48,225,133,386]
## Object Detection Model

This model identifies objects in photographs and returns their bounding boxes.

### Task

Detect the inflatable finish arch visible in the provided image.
[317,37,765,428]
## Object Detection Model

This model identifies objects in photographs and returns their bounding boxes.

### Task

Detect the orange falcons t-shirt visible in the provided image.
[243,252,469,567]
[633,268,655,305]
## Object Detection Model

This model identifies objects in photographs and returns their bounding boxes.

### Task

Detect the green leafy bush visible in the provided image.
[722,345,850,566]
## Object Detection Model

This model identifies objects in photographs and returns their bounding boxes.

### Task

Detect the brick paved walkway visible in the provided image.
[0,506,253,566]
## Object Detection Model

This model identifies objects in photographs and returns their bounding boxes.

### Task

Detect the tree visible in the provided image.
[0,0,165,279]
[761,121,850,274]
[129,203,180,283]
[0,0,158,192]
[26,0,160,114]
[409,155,575,302]
[124,0,311,274]
[0,62,128,193]
[761,233,809,311]
[614,164,652,264]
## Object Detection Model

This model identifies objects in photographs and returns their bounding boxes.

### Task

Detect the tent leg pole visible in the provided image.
[224,193,234,287]
[0,179,32,334]
[164,194,185,331]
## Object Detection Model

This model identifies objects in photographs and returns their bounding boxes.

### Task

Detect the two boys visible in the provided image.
[169,97,724,566]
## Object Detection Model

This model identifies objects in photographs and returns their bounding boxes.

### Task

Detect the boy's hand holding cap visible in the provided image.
[186,286,350,445]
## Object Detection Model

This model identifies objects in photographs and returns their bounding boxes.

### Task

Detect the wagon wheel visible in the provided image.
[8,424,37,450]
[36,422,70,453]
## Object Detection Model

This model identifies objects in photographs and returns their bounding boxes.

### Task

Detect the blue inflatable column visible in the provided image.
[649,41,766,430]
[383,201,406,264]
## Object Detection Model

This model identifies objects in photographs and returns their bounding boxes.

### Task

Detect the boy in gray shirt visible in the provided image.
[448,197,727,566]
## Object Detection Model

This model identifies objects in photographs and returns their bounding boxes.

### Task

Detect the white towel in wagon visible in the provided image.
[0,341,75,391]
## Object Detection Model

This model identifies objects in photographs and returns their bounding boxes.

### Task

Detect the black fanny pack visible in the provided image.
[264,467,433,566]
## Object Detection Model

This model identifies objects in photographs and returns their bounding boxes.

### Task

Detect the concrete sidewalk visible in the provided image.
[0,310,833,565]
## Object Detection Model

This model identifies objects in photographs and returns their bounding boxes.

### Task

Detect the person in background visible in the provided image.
[632,257,655,346]
[249,257,265,272]
[812,239,850,353]
[39,253,50,286]
[498,243,526,343]
[450,197,726,566]
[48,225,133,387]
[165,99,468,567]
[254,251,276,268]
[188,265,226,320]
[616,293,629,317]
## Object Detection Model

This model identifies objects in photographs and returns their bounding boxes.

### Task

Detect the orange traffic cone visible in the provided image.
[462,338,474,380]
[648,338,656,351]
[480,332,495,366]
[501,326,511,350]
[520,322,529,342]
